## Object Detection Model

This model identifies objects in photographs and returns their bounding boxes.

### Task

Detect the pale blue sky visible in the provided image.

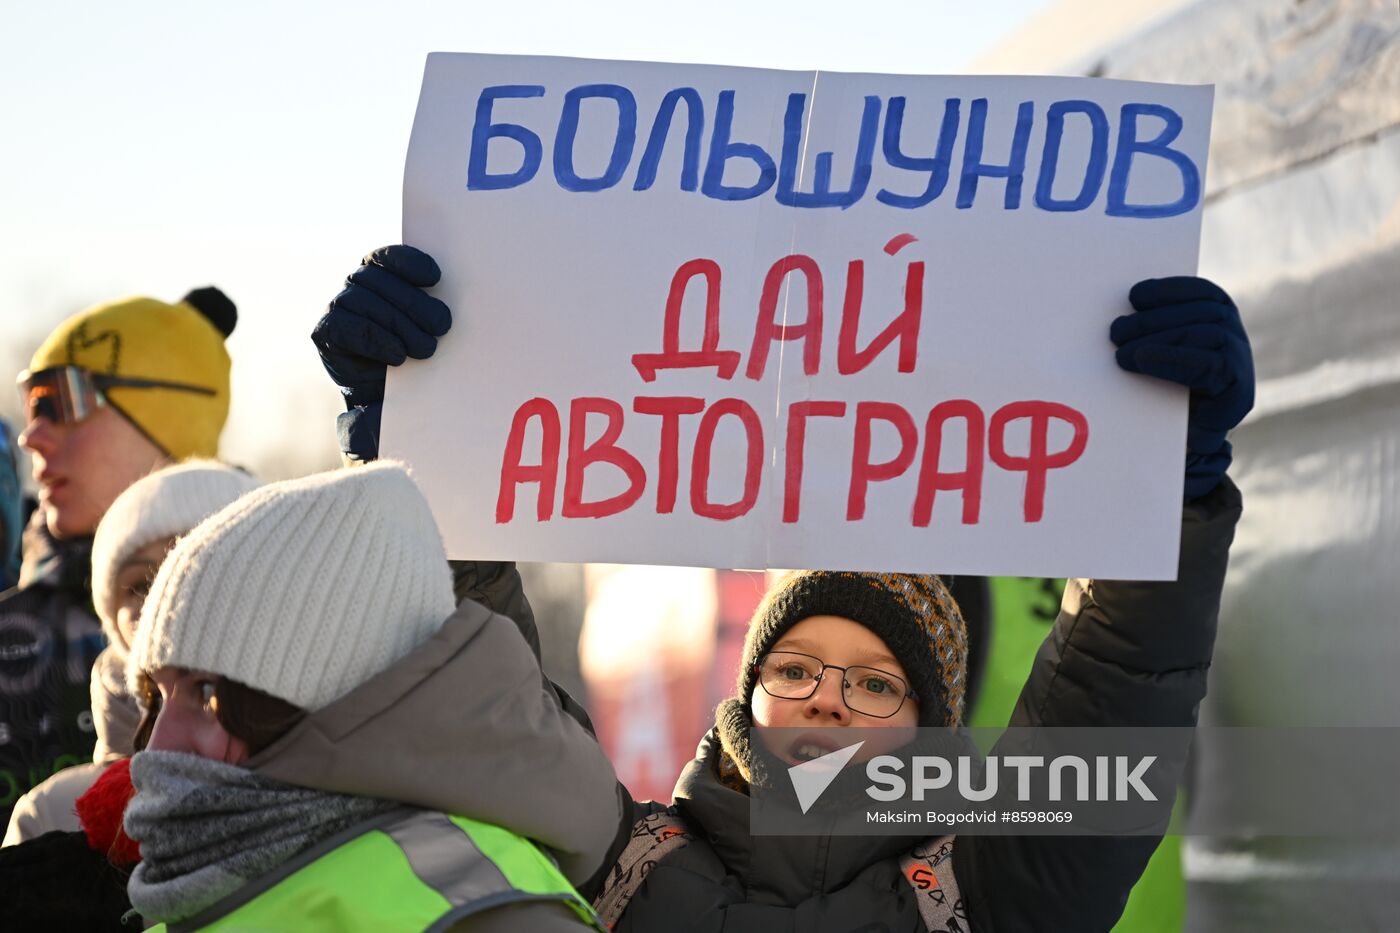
[0,0,1054,478]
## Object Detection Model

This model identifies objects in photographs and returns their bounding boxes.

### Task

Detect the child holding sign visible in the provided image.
[313,245,1251,932]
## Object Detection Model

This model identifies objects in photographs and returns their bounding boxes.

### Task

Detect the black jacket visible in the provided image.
[0,829,134,930]
[613,728,932,932]
[0,515,105,827]
[593,478,1243,933]
[955,478,1242,932]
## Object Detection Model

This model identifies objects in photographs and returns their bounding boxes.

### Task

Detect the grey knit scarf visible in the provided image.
[124,750,395,923]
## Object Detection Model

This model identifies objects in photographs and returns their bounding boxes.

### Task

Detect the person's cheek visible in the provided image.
[751,689,778,728]
[200,721,249,766]
[223,734,250,766]
[200,730,228,762]
[115,603,140,650]
[147,706,188,754]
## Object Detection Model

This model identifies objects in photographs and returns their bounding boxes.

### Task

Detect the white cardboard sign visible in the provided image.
[386,52,1214,579]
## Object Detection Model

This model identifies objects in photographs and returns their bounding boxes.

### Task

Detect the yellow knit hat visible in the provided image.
[28,288,235,460]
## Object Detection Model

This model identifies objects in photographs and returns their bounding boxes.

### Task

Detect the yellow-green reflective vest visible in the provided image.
[153,807,606,932]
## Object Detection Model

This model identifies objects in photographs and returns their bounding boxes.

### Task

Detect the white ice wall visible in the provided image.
[977,1,1400,928]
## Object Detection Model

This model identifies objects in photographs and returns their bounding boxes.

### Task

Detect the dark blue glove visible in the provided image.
[1111,276,1254,501]
[311,245,451,460]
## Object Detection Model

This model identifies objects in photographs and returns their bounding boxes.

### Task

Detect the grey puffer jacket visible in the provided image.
[242,575,622,932]
[449,560,597,735]
[589,477,1243,933]
[248,592,621,886]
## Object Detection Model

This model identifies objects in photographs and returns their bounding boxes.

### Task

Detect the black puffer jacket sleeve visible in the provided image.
[953,477,1242,933]
[450,560,540,658]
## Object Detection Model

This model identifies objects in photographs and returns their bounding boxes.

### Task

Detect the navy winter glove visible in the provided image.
[311,245,451,460]
[1111,276,1254,500]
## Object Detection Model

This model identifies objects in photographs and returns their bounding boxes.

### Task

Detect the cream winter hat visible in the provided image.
[129,461,455,710]
[91,460,261,657]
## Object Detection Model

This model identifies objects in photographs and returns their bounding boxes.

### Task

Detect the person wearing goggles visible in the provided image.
[16,367,217,539]
[16,287,235,540]
[1,286,236,831]
[17,366,215,432]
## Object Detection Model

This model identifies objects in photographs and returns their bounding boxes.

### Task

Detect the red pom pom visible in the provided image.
[74,758,141,865]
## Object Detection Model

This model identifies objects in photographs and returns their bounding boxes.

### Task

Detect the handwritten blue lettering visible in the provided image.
[467,85,546,191]
[1034,100,1109,212]
[1106,103,1201,218]
[701,90,778,201]
[554,84,637,193]
[776,94,881,209]
[956,98,1034,210]
[633,87,705,192]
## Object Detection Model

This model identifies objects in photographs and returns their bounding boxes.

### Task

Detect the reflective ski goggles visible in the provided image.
[17,365,215,427]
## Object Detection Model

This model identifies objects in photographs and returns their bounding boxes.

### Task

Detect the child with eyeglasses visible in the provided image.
[314,247,1251,932]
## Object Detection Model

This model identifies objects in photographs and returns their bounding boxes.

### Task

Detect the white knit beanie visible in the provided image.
[128,462,455,711]
[91,460,262,659]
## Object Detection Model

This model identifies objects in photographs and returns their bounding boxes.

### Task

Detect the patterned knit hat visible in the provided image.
[128,462,455,711]
[28,288,236,460]
[737,571,968,727]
